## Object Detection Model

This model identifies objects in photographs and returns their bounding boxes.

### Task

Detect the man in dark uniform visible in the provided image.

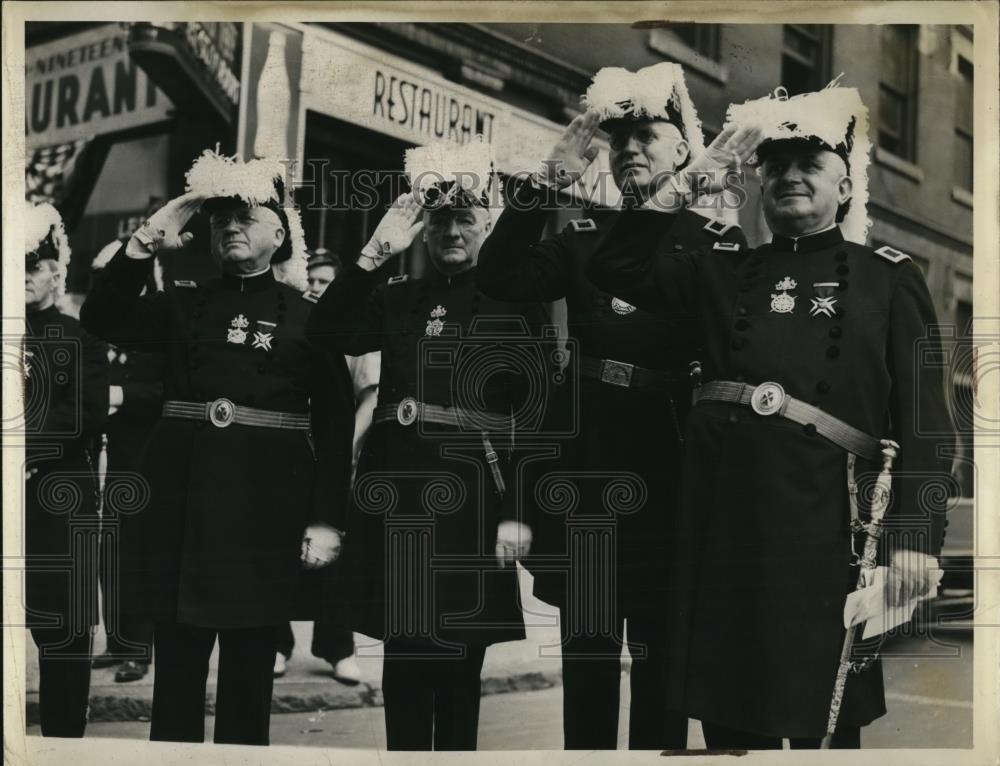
[80,151,355,745]
[89,248,164,683]
[586,86,953,748]
[476,62,745,750]
[23,202,109,736]
[306,139,547,751]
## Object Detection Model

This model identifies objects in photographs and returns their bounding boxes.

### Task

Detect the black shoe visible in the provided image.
[92,651,119,669]
[114,660,149,683]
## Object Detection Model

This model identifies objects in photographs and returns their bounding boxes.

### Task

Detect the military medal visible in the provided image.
[252,331,273,351]
[610,297,636,316]
[426,305,447,336]
[810,282,839,318]
[770,277,797,314]
[252,320,276,351]
[227,314,249,345]
[22,348,33,379]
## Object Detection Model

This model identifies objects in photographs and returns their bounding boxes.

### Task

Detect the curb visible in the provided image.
[25,669,563,725]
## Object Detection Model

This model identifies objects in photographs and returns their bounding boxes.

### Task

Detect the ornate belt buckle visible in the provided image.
[600,359,634,387]
[396,397,418,426]
[209,397,236,427]
[750,382,786,416]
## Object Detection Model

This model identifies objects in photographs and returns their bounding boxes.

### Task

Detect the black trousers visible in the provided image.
[150,622,276,745]
[98,549,153,660]
[275,619,354,662]
[701,720,861,749]
[30,627,93,737]
[559,608,687,750]
[382,641,487,751]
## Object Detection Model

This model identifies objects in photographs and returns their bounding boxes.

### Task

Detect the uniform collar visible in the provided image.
[769,225,844,253]
[219,267,276,292]
[430,265,477,288]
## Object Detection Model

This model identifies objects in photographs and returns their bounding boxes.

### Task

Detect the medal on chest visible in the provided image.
[769,277,797,314]
[610,297,636,316]
[810,282,839,318]
[227,313,250,344]
[252,320,276,351]
[22,347,34,379]
[426,304,447,336]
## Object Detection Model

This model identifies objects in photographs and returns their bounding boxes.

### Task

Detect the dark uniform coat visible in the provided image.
[306,260,548,647]
[80,249,355,629]
[476,178,746,616]
[586,217,953,737]
[24,305,109,628]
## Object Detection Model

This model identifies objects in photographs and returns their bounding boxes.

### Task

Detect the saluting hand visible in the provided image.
[361,193,424,269]
[132,192,209,254]
[495,520,532,568]
[301,523,343,569]
[537,111,601,189]
[684,124,762,196]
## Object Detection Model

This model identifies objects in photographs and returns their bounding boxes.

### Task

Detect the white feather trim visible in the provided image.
[583,62,705,157]
[404,137,496,201]
[26,201,70,300]
[184,148,286,206]
[727,85,872,243]
[271,205,308,292]
[25,202,70,264]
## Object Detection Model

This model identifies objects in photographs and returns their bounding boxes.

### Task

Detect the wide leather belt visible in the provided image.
[163,399,310,430]
[694,381,881,460]
[580,355,684,390]
[373,398,513,431]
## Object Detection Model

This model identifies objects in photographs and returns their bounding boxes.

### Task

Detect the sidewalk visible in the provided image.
[25,567,571,724]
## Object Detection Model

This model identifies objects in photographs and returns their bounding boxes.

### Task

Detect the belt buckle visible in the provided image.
[208,397,236,428]
[397,397,418,426]
[750,382,786,416]
[600,359,634,387]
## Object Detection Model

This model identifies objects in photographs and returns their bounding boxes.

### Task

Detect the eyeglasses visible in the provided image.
[209,211,262,228]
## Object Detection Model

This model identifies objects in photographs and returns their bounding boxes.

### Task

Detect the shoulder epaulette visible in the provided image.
[569,218,598,233]
[387,274,410,286]
[173,279,198,288]
[874,245,912,264]
[713,241,741,253]
[703,219,739,238]
[301,290,319,304]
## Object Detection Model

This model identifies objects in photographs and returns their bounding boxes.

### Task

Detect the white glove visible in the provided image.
[495,520,532,568]
[127,192,208,258]
[886,549,941,607]
[301,523,344,569]
[360,193,424,269]
[646,124,762,211]
[535,111,601,190]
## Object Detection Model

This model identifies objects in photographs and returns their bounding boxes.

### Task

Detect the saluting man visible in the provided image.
[477,62,744,750]
[586,85,953,749]
[306,139,547,751]
[80,151,355,746]
[23,202,110,737]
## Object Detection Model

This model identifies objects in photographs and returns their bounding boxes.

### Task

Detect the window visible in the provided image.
[878,25,919,160]
[954,56,973,191]
[670,23,721,61]
[781,25,832,96]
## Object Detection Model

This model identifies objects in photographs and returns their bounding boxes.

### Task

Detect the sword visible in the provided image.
[821,438,899,748]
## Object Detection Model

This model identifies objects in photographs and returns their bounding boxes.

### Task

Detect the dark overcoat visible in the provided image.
[24,305,109,629]
[80,249,355,629]
[587,217,953,738]
[476,178,746,617]
[307,260,548,648]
